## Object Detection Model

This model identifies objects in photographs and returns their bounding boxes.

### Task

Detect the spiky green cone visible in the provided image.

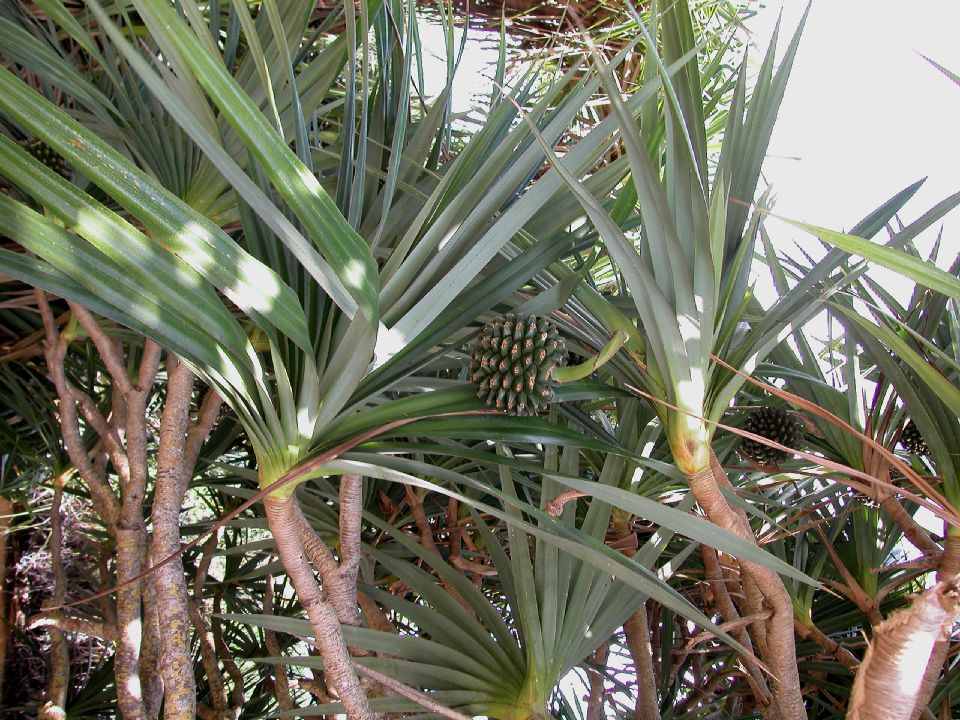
[900,419,929,456]
[740,406,803,465]
[469,312,566,416]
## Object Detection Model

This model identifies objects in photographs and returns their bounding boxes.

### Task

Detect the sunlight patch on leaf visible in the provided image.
[344,258,367,288]
[373,324,409,371]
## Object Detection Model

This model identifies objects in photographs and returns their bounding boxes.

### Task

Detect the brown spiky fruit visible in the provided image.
[23,139,71,180]
[4,139,73,197]
[740,406,804,465]
[900,419,929,456]
[469,312,566,416]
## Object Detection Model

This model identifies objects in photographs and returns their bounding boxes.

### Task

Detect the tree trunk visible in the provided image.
[263,574,293,711]
[585,641,609,720]
[909,532,960,720]
[847,578,960,720]
[263,493,374,720]
[115,522,146,720]
[150,357,198,719]
[39,473,69,720]
[623,601,661,720]
[685,451,804,720]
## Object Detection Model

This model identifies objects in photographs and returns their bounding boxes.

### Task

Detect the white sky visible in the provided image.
[749,1,960,267]
[747,1,960,556]
[421,2,960,273]
[417,2,960,366]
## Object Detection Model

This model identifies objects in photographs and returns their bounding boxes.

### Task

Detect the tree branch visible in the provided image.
[29,612,117,643]
[685,451,802,720]
[849,578,960,720]
[184,386,223,473]
[35,291,120,531]
[263,574,293,711]
[794,618,859,672]
[352,661,474,720]
[700,544,770,705]
[38,472,69,720]
[150,354,197,719]
[265,494,374,720]
[67,302,134,396]
[188,600,231,713]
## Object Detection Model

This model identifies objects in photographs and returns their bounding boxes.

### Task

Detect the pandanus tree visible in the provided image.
[513,5,815,716]
[5,0,960,717]
[516,2,960,717]
[835,254,960,718]
[0,0,784,716]
[735,188,960,716]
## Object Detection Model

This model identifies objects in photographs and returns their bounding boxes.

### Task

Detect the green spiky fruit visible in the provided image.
[900,419,929,456]
[740,406,803,465]
[23,139,71,179]
[469,312,566,416]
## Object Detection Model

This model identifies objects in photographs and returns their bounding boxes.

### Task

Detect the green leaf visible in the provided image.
[0,67,312,351]
[540,474,817,585]
[837,308,960,419]
[129,0,379,326]
[782,216,960,299]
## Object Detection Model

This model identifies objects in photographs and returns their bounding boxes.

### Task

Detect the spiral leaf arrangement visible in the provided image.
[469,312,566,416]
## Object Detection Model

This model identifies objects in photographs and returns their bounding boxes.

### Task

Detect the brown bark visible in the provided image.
[686,452,805,720]
[742,573,769,659]
[39,472,69,720]
[794,618,859,672]
[114,523,146,720]
[334,474,365,627]
[400,484,471,611]
[140,562,164,720]
[704,456,773,666]
[585,641,609,720]
[863,449,941,561]
[37,295,120,532]
[609,518,661,720]
[35,295,236,719]
[210,593,246,709]
[66,302,158,720]
[814,524,884,627]
[150,356,197,719]
[358,592,397,634]
[878,495,941,559]
[264,493,374,720]
[37,294,208,720]
[700,544,771,707]
[191,528,242,713]
[263,574,293,711]
[673,667,740,715]
[188,601,229,712]
[848,578,960,720]
[0,495,12,705]
[623,602,660,720]
[110,329,158,720]
[38,296,137,716]
[909,533,960,720]
[29,613,117,642]
[96,543,118,628]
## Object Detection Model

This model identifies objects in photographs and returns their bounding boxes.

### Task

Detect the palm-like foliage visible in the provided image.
[2,1,960,719]
[0,0,768,714]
